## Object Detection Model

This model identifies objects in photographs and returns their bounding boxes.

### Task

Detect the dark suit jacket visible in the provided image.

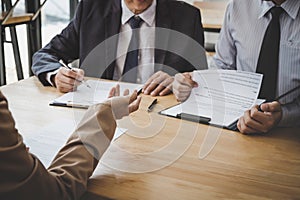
[32,0,205,86]
[0,90,119,199]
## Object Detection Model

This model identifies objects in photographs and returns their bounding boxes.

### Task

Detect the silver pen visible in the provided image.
[59,60,91,88]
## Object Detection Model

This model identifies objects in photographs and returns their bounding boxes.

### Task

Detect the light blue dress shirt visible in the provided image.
[213,0,300,127]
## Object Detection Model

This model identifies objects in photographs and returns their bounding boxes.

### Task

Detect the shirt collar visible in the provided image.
[121,0,156,26]
[281,0,300,19]
[258,0,300,20]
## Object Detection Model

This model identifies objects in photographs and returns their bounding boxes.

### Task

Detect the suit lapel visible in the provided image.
[103,0,122,79]
[155,0,172,72]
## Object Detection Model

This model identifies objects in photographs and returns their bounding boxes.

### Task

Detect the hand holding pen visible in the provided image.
[237,85,300,134]
[53,60,90,93]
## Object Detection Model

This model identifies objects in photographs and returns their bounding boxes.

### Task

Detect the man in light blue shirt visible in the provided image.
[173,0,300,134]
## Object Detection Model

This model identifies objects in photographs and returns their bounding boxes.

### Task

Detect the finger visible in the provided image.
[260,101,281,113]
[60,67,84,82]
[144,73,168,95]
[72,68,85,76]
[258,103,282,131]
[249,106,270,124]
[175,89,191,101]
[129,96,142,113]
[123,89,129,96]
[150,84,165,96]
[129,90,138,104]
[182,72,196,85]
[173,74,195,99]
[57,85,74,93]
[151,77,174,96]
[238,116,260,134]
[175,73,197,87]
[58,71,82,87]
[159,86,172,96]
[145,75,169,95]
[144,81,159,95]
[174,73,187,85]
[174,82,194,93]
[237,118,242,131]
[176,94,190,102]
[57,70,79,87]
[158,78,174,96]
[59,69,84,88]
[173,83,192,101]
[55,76,76,92]
[108,87,116,98]
[115,84,120,96]
[70,68,85,84]
[143,72,161,92]
[243,109,265,131]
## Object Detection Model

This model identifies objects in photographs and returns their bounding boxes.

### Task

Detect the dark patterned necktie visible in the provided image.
[122,16,143,83]
[256,7,284,101]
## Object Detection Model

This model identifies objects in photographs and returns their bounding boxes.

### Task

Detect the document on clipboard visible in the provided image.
[50,80,142,109]
[159,70,265,130]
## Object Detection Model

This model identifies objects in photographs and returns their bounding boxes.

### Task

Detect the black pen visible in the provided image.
[147,98,158,112]
[59,60,91,88]
[258,85,300,112]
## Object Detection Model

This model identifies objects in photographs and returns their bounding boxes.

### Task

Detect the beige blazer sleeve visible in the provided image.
[0,90,124,200]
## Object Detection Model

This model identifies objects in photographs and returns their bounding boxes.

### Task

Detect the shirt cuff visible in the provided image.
[109,96,130,120]
[46,69,60,86]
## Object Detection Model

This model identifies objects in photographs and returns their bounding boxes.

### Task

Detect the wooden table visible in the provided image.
[1,77,300,200]
[193,1,227,32]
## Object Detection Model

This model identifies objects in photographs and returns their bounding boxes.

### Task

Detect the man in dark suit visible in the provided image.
[32,0,205,95]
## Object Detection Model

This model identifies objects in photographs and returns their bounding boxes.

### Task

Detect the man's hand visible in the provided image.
[237,101,282,134]
[108,84,141,115]
[173,72,198,102]
[53,67,85,93]
[142,71,174,96]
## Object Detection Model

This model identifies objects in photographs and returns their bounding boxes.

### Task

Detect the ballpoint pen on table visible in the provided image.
[59,59,91,88]
[147,98,158,112]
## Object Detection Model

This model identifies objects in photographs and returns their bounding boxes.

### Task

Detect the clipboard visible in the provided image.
[158,70,265,131]
[159,97,265,131]
[159,104,239,131]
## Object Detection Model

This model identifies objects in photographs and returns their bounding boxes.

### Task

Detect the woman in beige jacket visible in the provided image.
[0,87,141,200]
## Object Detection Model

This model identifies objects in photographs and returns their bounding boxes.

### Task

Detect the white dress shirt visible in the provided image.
[113,0,156,84]
[212,0,300,127]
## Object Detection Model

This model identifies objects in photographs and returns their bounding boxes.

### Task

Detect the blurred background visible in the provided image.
[4,0,228,84]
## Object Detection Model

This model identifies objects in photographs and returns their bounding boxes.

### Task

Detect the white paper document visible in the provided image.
[50,80,142,108]
[160,70,264,128]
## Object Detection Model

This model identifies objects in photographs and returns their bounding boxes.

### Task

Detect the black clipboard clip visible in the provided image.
[227,119,239,131]
[176,113,211,124]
